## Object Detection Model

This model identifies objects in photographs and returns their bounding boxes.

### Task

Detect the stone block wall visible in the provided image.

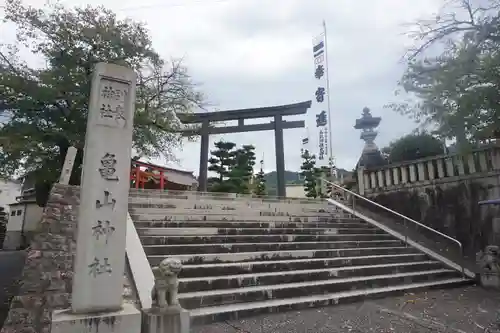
[0,184,137,333]
[358,145,500,196]
[1,184,78,333]
[353,145,500,261]
[360,177,500,259]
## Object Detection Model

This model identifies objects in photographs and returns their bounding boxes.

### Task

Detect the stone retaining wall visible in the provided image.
[1,184,137,333]
[359,178,500,259]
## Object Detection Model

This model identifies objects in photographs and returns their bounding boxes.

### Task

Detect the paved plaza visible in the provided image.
[193,285,500,333]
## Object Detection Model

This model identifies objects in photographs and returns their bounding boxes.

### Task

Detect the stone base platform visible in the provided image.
[50,303,141,333]
[142,306,190,333]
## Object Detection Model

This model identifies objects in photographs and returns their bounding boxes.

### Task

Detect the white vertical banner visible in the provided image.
[301,127,310,154]
[312,32,329,167]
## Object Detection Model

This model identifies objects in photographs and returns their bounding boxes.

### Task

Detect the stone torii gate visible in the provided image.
[179,101,312,197]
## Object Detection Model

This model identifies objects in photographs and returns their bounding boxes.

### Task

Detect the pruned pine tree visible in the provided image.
[254,160,267,196]
[300,149,318,198]
[207,140,236,192]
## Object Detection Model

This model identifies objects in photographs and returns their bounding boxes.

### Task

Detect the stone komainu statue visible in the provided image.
[477,245,500,273]
[151,257,183,308]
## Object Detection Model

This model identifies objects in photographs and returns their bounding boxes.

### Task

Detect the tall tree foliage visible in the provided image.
[253,159,267,196]
[300,149,318,198]
[322,166,333,198]
[388,0,500,147]
[0,0,203,193]
[228,145,256,194]
[207,140,256,194]
[315,166,329,199]
[207,140,237,192]
[382,133,445,163]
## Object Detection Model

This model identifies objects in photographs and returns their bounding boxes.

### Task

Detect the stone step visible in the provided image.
[136,227,386,237]
[128,200,334,214]
[133,220,372,230]
[129,212,343,222]
[179,253,430,278]
[188,277,470,324]
[147,246,420,266]
[131,214,357,223]
[179,269,459,310]
[130,206,337,216]
[130,213,348,223]
[143,240,404,255]
[128,191,327,205]
[128,199,330,211]
[129,200,330,214]
[129,201,335,213]
[139,233,396,246]
[178,261,443,294]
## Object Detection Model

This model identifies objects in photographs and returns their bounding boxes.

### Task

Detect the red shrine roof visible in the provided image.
[131,160,197,186]
[131,160,195,176]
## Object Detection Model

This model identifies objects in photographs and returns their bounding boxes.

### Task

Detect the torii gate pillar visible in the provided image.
[180,101,312,197]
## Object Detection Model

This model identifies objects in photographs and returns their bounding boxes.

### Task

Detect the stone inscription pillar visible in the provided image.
[71,63,136,313]
[59,146,77,185]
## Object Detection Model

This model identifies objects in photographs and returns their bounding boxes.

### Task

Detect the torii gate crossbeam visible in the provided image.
[178,101,312,197]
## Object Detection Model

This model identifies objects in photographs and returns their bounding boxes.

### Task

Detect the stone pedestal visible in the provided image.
[476,245,500,290]
[480,272,500,290]
[51,303,141,333]
[142,306,190,333]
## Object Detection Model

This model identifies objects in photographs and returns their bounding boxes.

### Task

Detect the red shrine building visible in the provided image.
[130,160,198,191]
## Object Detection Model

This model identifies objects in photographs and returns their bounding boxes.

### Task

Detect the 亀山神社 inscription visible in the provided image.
[92,220,116,244]
[71,63,136,313]
[96,190,116,209]
[88,257,113,277]
[99,153,120,181]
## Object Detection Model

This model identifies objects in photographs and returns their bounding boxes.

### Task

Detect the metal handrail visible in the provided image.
[321,178,465,277]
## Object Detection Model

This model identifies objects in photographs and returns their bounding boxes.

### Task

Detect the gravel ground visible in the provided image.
[192,285,500,333]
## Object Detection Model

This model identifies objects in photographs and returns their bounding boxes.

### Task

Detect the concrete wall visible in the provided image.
[3,201,44,250]
[3,203,24,250]
[0,179,21,213]
[285,185,306,198]
[356,145,500,258]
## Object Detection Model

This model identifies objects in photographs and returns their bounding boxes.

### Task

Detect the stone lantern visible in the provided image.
[354,107,386,168]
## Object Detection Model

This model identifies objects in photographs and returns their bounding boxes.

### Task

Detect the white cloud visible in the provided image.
[1,0,444,175]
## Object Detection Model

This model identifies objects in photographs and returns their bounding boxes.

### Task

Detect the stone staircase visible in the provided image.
[128,190,471,325]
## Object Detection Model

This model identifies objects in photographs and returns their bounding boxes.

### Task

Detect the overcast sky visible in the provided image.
[1,0,443,174]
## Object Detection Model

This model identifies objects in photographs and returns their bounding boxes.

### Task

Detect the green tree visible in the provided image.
[321,166,333,198]
[207,140,236,192]
[253,159,267,196]
[388,0,500,147]
[228,145,256,194]
[300,149,318,198]
[314,167,327,198]
[383,133,444,163]
[0,0,204,202]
